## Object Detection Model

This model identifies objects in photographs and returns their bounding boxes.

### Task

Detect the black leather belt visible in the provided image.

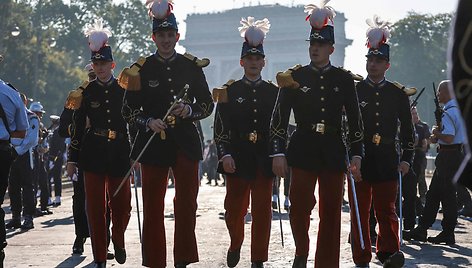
[297,123,340,135]
[438,144,463,151]
[92,128,126,140]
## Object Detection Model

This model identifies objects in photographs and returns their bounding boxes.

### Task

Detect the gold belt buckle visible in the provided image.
[314,123,325,134]
[248,131,258,143]
[372,133,381,145]
[108,130,117,140]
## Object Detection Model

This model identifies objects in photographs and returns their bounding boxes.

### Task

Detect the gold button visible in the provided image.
[167,67,171,71]
[375,112,379,116]
[320,86,325,90]
[376,102,380,106]
[320,97,325,101]
[170,90,174,93]
[107,139,111,142]
[254,119,257,123]
[253,99,257,102]
[108,119,111,123]
[105,90,109,94]
[169,102,173,105]
[107,109,110,113]
[376,123,379,126]
[168,78,172,82]
[105,100,109,103]
[376,92,379,96]
[253,109,257,113]
[253,89,256,93]
[321,108,325,112]
[321,119,325,123]
[320,76,324,79]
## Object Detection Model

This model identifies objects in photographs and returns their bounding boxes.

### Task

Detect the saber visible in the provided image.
[132,167,142,243]
[113,84,190,197]
[276,177,284,247]
[399,171,403,245]
[345,154,365,250]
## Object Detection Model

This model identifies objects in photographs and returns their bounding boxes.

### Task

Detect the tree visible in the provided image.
[389,12,453,127]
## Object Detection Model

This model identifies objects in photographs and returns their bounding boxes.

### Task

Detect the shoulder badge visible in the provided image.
[183,52,210,68]
[212,79,235,103]
[393,81,417,96]
[276,64,302,89]
[117,56,147,91]
[339,67,364,81]
[64,81,89,110]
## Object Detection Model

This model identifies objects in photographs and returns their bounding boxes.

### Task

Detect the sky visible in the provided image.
[116,0,459,75]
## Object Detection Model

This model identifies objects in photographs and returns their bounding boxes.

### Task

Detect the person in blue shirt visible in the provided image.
[6,98,39,230]
[0,73,29,264]
[405,80,466,245]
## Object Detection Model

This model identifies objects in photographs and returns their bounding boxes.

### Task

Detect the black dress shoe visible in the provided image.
[292,255,307,268]
[427,231,455,245]
[251,261,264,268]
[114,246,126,264]
[404,226,427,242]
[5,219,21,229]
[106,250,115,260]
[72,237,86,255]
[227,248,240,268]
[382,251,405,268]
[20,219,34,230]
[175,262,189,268]
[93,262,106,268]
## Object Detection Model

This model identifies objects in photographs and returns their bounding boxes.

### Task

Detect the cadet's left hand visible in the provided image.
[350,157,362,182]
[171,103,190,118]
[398,161,410,175]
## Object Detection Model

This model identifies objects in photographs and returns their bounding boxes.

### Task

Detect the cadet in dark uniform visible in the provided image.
[405,81,465,245]
[213,17,275,268]
[348,16,415,268]
[270,3,363,267]
[411,107,430,209]
[65,19,131,268]
[119,1,213,267]
[0,63,29,263]
[47,115,66,206]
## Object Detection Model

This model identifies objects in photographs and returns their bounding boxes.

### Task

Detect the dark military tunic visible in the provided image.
[123,52,214,166]
[214,77,278,180]
[270,63,364,171]
[68,78,131,177]
[356,78,415,182]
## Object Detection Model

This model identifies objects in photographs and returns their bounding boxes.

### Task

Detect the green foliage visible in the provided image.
[0,0,153,117]
[389,12,453,127]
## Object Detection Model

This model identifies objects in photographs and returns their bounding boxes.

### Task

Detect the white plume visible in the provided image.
[146,0,174,19]
[238,17,271,47]
[366,15,392,48]
[304,0,336,30]
[83,19,112,52]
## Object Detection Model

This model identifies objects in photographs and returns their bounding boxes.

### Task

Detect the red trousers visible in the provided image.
[141,151,199,268]
[83,172,131,263]
[290,168,344,268]
[348,179,399,264]
[225,168,273,262]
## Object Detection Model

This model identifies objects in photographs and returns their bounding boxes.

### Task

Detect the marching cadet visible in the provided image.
[270,1,364,267]
[348,16,415,268]
[119,1,213,267]
[213,17,275,268]
[405,80,465,245]
[65,19,132,268]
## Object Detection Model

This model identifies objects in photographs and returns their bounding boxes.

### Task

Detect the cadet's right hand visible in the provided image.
[147,119,167,133]
[66,163,77,178]
[272,156,289,178]
[222,156,236,173]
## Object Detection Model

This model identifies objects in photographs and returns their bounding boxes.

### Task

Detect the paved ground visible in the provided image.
[2,179,472,268]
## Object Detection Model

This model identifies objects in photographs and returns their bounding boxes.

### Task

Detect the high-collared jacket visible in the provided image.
[270,63,364,172]
[68,78,131,177]
[356,78,415,182]
[122,52,213,166]
[214,77,278,180]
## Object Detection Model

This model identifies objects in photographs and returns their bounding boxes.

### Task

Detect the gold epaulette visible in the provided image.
[183,52,210,68]
[393,81,417,96]
[276,64,302,89]
[117,56,147,91]
[212,79,235,103]
[64,81,89,110]
[339,67,364,81]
